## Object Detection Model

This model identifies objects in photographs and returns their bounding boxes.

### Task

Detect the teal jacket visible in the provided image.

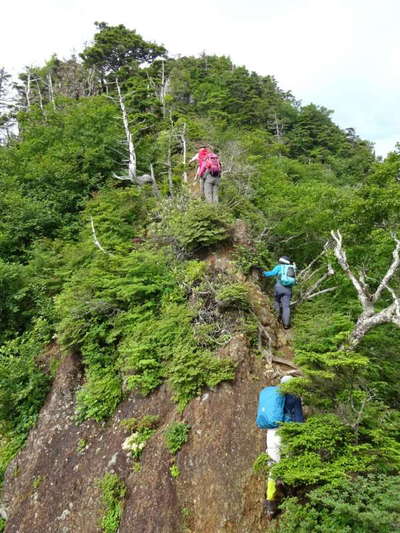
[262,265,284,278]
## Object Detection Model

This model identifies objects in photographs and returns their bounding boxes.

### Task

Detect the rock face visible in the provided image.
[2,265,294,532]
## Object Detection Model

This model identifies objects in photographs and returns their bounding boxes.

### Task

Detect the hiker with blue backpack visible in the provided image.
[262,256,296,329]
[256,375,304,519]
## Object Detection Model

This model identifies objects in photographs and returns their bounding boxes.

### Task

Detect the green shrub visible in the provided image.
[252,452,270,476]
[98,473,126,533]
[273,415,381,487]
[56,250,175,421]
[120,298,236,409]
[120,415,159,432]
[168,346,235,410]
[277,474,400,533]
[170,464,181,478]
[216,282,250,311]
[165,422,191,454]
[232,243,273,275]
[0,433,25,486]
[0,318,52,435]
[169,201,232,251]
[76,369,122,422]
[179,260,207,285]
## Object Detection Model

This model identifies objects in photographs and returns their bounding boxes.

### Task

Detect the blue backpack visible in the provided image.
[256,386,288,429]
[279,264,296,287]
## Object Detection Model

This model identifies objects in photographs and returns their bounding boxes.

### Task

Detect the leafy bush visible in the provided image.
[232,243,273,275]
[168,201,232,251]
[216,282,250,311]
[168,345,235,410]
[56,250,175,421]
[0,318,52,434]
[75,369,122,422]
[277,474,400,533]
[83,187,155,253]
[120,415,159,432]
[98,473,126,533]
[179,260,207,285]
[252,452,270,476]
[120,298,236,410]
[165,422,191,454]
[273,414,390,487]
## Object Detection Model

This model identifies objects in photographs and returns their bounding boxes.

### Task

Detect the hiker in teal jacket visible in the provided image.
[262,256,296,329]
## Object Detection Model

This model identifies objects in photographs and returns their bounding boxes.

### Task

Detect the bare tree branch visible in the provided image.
[331,230,400,349]
[372,233,400,303]
[298,241,329,282]
[292,243,336,306]
[331,230,371,310]
[90,216,110,255]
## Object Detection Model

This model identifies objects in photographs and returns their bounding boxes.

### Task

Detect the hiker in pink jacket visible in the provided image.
[189,147,222,203]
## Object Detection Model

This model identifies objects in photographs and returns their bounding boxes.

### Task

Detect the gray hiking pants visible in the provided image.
[274,282,292,327]
[203,173,220,203]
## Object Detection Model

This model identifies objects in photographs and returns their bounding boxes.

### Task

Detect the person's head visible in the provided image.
[278,256,291,265]
[280,375,294,384]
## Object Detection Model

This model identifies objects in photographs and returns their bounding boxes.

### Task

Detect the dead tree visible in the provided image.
[112,79,160,193]
[47,73,56,111]
[291,242,337,306]
[159,58,167,119]
[331,230,400,349]
[25,70,31,110]
[179,122,188,183]
[114,78,137,183]
[166,125,174,196]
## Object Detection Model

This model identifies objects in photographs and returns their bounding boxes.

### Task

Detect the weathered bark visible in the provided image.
[159,58,166,119]
[180,122,188,183]
[331,230,400,349]
[115,78,136,183]
[25,70,31,110]
[47,73,56,111]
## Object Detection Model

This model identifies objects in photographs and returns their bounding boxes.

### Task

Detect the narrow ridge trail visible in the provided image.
[2,217,298,533]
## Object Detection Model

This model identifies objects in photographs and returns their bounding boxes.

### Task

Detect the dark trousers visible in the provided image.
[274,283,292,327]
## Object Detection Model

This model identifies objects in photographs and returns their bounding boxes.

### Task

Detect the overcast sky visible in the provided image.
[2,0,399,157]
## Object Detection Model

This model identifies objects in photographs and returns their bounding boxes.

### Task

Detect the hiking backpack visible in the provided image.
[256,386,288,429]
[203,152,221,177]
[279,264,296,287]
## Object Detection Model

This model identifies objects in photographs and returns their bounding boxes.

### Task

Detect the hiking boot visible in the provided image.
[263,499,278,520]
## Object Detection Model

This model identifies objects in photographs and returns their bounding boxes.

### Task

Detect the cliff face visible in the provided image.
[2,252,294,533]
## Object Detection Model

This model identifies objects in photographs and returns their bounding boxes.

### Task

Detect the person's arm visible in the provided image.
[189,153,199,164]
[262,265,280,277]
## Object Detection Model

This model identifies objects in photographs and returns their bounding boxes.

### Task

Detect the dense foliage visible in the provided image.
[1,21,400,529]
[98,472,126,533]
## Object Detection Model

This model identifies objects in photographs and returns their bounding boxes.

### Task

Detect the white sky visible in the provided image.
[2,0,399,157]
